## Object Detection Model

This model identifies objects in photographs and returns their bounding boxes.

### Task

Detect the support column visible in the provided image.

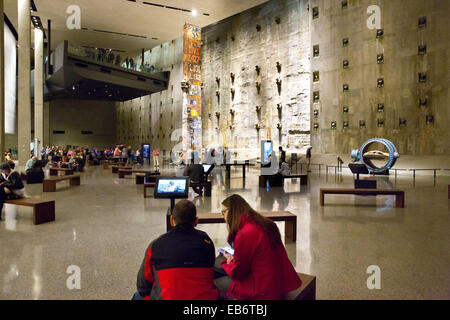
[0,0,5,156]
[18,0,31,167]
[43,101,50,148]
[34,27,44,159]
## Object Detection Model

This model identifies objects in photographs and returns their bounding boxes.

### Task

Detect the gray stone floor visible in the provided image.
[0,164,449,299]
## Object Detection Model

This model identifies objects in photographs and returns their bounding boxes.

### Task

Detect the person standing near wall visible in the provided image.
[278,146,286,169]
[153,149,160,172]
[306,145,312,173]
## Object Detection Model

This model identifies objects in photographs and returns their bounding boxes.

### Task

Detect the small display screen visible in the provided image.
[157,179,187,194]
[263,141,272,163]
[154,177,189,199]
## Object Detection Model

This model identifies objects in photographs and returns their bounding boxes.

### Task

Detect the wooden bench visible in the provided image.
[143,182,156,198]
[190,181,212,196]
[49,167,73,176]
[5,197,55,225]
[43,174,81,192]
[196,211,297,241]
[320,188,405,208]
[111,166,132,173]
[136,173,145,185]
[285,273,316,300]
[117,169,159,179]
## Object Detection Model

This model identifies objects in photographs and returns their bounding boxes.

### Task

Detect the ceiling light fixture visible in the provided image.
[192,9,198,16]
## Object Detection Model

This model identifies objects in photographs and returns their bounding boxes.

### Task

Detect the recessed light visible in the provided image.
[192,9,197,16]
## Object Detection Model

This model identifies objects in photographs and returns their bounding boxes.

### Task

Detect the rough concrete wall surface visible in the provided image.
[115,37,184,154]
[310,0,450,156]
[201,0,311,160]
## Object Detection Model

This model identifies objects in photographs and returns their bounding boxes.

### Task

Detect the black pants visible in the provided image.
[214,255,233,299]
[191,180,203,195]
[0,187,13,220]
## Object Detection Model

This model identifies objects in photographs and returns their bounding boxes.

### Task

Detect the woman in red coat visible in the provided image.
[214,194,302,300]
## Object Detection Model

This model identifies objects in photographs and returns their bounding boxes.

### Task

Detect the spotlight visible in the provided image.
[191,9,198,16]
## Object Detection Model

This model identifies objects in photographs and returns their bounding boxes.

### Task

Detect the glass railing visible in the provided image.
[67,44,160,75]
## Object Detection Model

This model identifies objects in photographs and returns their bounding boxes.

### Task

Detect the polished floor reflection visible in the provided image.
[0,164,449,299]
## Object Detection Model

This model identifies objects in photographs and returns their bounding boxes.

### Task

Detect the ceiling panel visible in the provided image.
[3,0,269,51]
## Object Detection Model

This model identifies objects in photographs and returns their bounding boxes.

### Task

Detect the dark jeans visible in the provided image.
[131,292,145,300]
[214,254,233,299]
[0,187,14,220]
[191,180,203,195]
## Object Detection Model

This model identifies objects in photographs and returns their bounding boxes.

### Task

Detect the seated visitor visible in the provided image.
[52,153,61,164]
[25,156,37,173]
[184,164,205,196]
[133,200,218,300]
[68,155,79,170]
[113,146,121,157]
[60,155,70,168]
[4,152,15,168]
[214,194,302,300]
[136,148,143,166]
[278,160,291,176]
[0,163,25,220]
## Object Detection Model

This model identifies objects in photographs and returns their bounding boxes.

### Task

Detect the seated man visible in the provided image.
[133,200,218,300]
[184,164,205,196]
[25,156,37,173]
[27,159,46,184]
[0,163,25,220]
[278,160,291,176]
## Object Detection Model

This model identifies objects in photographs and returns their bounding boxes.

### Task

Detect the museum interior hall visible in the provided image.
[0,0,449,301]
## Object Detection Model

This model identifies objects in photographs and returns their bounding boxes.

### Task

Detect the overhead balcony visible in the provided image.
[44,41,169,101]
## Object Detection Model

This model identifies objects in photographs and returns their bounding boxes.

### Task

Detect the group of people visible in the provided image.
[263,146,313,176]
[134,194,302,300]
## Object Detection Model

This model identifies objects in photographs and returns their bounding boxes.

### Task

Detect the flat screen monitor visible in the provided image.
[142,144,151,159]
[262,141,272,163]
[154,177,189,199]
[202,163,215,175]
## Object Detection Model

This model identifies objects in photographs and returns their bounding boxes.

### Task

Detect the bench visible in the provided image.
[259,174,308,188]
[190,181,212,196]
[143,182,156,198]
[136,173,145,184]
[49,167,74,176]
[285,273,316,300]
[320,188,405,208]
[195,211,297,241]
[117,169,159,179]
[43,174,81,192]
[5,197,55,225]
[111,166,132,173]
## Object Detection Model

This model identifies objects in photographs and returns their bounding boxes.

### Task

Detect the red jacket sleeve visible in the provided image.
[221,226,262,280]
[137,245,155,296]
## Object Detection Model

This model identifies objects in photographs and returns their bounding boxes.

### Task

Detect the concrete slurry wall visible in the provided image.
[115,37,184,153]
[310,0,450,156]
[201,0,311,160]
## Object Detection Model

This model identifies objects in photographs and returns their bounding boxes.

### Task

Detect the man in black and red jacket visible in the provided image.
[133,200,218,300]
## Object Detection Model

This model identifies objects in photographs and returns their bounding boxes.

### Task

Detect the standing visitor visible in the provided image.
[306,145,312,172]
[153,149,160,171]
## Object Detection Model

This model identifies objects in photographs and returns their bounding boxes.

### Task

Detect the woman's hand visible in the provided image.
[223,252,234,264]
